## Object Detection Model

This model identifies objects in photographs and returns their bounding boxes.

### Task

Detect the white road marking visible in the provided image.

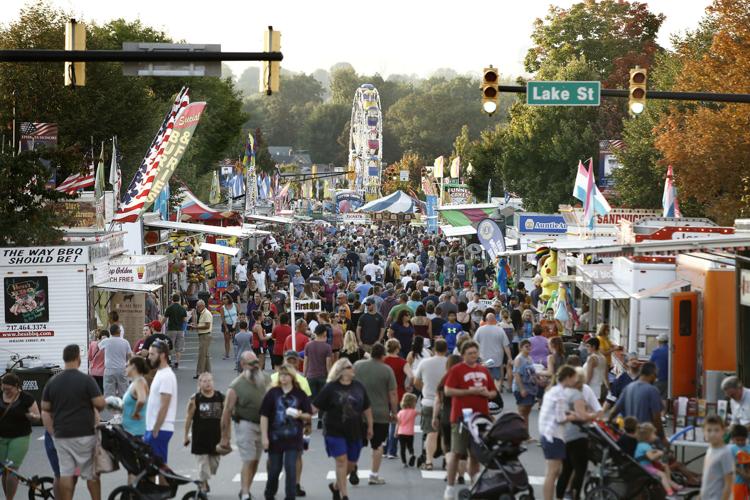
[326,469,373,480]
[232,472,278,482]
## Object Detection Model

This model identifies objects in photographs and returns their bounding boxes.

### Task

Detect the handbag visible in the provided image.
[94,428,119,474]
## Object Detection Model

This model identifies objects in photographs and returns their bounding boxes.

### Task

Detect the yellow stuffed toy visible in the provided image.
[539,249,558,302]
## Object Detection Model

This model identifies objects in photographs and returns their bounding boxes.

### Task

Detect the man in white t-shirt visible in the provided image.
[100,324,132,399]
[414,338,448,470]
[145,340,178,463]
[405,257,420,277]
[235,258,249,299]
[363,260,382,282]
[251,264,267,294]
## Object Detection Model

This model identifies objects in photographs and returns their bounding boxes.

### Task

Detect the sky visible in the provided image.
[2,0,714,80]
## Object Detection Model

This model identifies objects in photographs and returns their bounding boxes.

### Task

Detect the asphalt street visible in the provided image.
[19,319,554,500]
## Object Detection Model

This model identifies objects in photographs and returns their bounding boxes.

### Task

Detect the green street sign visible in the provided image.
[527,81,601,106]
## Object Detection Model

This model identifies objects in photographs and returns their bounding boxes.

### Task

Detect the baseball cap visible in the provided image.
[657,333,669,343]
[284,350,300,359]
[149,320,162,331]
[625,352,640,362]
[463,281,471,288]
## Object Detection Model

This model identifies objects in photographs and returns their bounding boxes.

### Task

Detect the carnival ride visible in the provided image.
[348,84,383,196]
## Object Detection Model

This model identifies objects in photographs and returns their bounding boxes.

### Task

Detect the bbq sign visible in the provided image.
[4,277,49,324]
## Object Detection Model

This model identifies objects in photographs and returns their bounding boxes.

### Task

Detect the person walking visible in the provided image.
[722,376,750,427]
[234,320,254,372]
[145,340,178,464]
[389,309,415,358]
[164,293,187,369]
[0,372,40,500]
[221,294,240,361]
[192,299,214,379]
[396,393,418,467]
[41,344,105,500]
[100,323,132,399]
[220,351,271,500]
[473,312,513,392]
[357,298,385,351]
[313,359,373,500]
[184,372,225,494]
[414,338,448,471]
[353,343,398,485]
[538,365,581,500]
[383,339,411,459]
[122,356,149,438]
[583,337,609,401]
[304,324,333,426]
[260,364,313,500]
[87,329,107,392]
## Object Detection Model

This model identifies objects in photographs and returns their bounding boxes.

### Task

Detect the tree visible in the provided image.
[300,102,350,165]
[463,125,505,202]
[654,0,750,224]
[236,66,260,97]
[329,66,360,105]
[0,148,79,245]
[380,152,425,196]
[499,58,601,213]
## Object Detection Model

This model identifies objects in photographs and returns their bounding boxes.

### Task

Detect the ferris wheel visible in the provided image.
[348,84,383,196]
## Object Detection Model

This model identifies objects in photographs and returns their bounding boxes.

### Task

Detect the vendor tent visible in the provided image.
[356,190,416,214]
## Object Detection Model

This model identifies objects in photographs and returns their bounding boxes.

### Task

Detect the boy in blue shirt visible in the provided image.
[730,424,750,499]
[440,311,463,352]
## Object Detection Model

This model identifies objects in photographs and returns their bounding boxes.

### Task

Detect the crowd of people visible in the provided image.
[0,222,747,500]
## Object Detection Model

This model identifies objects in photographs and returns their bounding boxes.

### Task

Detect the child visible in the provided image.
[184,373,225,494]
[397,393,418,467]
[440,311,463,353]
[635,423,683,496]
[701,414,734,500]
[617,416,638,457]
[730,424,750,500]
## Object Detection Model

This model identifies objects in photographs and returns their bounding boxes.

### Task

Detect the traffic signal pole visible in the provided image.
[498,84,750,104]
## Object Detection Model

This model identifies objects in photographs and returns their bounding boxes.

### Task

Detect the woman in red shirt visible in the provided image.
[270,312,292,369]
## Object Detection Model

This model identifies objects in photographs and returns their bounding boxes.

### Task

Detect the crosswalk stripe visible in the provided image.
[326,469,373,480]
[232,472,278,482]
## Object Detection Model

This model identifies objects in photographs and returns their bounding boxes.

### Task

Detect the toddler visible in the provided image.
[634,422,682,496]
[396,393,418,467]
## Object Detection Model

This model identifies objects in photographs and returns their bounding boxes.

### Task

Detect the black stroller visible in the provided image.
[99,423,207,500]
[581,421,699,500]
[459,412,534,500]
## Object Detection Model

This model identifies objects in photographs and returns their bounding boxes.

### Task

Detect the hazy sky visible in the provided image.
[3,0,713,79]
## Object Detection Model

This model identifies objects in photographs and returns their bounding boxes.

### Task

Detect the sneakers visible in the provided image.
[408,455,416,467]
[348,466,359,485]
[295,484,306,497]
[443,485,456,500]
[368,475,386,485]
[328,482,341,500]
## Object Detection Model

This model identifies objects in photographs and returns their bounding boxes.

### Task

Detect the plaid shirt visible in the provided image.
[538,383,569,442]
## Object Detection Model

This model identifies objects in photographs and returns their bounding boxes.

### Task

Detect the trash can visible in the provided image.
[12,366,60,422]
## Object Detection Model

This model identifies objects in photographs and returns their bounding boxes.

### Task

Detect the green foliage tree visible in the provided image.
[300,102,350,165]
[463,125,505,202]
[381,152,424,196]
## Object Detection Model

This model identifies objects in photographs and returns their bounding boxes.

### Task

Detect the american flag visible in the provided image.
[20,122,58,151]
[113,88,190,223]
[56,158,94,194]
[609,140,625,150]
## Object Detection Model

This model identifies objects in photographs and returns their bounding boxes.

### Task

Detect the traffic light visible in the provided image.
[629,66,647,116]
[260,27,281,95]
[481,66,499,115]
[64,18,86,87]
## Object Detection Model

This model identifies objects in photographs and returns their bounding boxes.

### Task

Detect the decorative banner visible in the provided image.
[425,195,438,234]
[433,156,445,178]
[444,183,474,205]
[111,292,145,347]
[477,218,506,259]
[19,122,57,151]
[517,214,567,234]
[335,190,364,214]
[145,101,207,208]
[215,239,230,289]
[4,277,49,324]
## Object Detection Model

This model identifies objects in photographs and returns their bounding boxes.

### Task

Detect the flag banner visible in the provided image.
[109,136,121,212]
[209,170,221,204]
[244,132,257,213]
[114,87,190,223]
[583,160,595,230]
[477,218,506,259]
[662,165,682,218]
[153,181,170,220]
[95,142,106,229]
[426,195,438,234]
[19,122,57,151]
[433,156,444,178]
[573,159,611,215]
[145,101,206,208]
[450,156,460,179]
[56,160,94,194]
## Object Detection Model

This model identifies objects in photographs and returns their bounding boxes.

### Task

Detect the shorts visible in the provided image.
[144,430,173,463]
[643,464,662,477]
[421,405,437,434]
[44,431,60,477]
[196,454,220,481]
[733,483,749,500]
[167,331,185,353]
[514,390,536,407]
[324,435,363,462]
[450,424,470,457]
[54,435,97,480]
[235,420,262,462]
[368,422,389,449]
[541,436,566,460]
[655,379,668,399]
[0,434,31,467]
[487,366,502,381]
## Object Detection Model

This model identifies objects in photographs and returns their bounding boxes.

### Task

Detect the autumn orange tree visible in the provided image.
[380,152,425,196]
[654,0,750,224]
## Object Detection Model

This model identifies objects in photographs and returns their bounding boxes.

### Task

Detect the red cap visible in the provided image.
[149,320,162,331]
[463,281,471,288]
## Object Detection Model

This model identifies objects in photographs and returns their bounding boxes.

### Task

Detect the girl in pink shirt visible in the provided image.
[397,393,418,467]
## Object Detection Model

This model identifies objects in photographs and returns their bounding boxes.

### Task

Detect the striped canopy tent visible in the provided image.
[173,187,238,222]
[437,203,497,226]
[356,190,416,214]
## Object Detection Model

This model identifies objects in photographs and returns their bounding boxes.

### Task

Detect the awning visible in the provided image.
[245,214,294,224]
[590,282,630,300]
[199,242,240,256]
[144,219,263,238]
[441,225,476,237]
[631,279,690,300]
[93,282,163,293]
[356,190,416,214]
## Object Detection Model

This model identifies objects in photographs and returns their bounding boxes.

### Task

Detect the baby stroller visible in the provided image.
[459,412,534,500]
[581,421,698,500]
[99,423,206,500]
